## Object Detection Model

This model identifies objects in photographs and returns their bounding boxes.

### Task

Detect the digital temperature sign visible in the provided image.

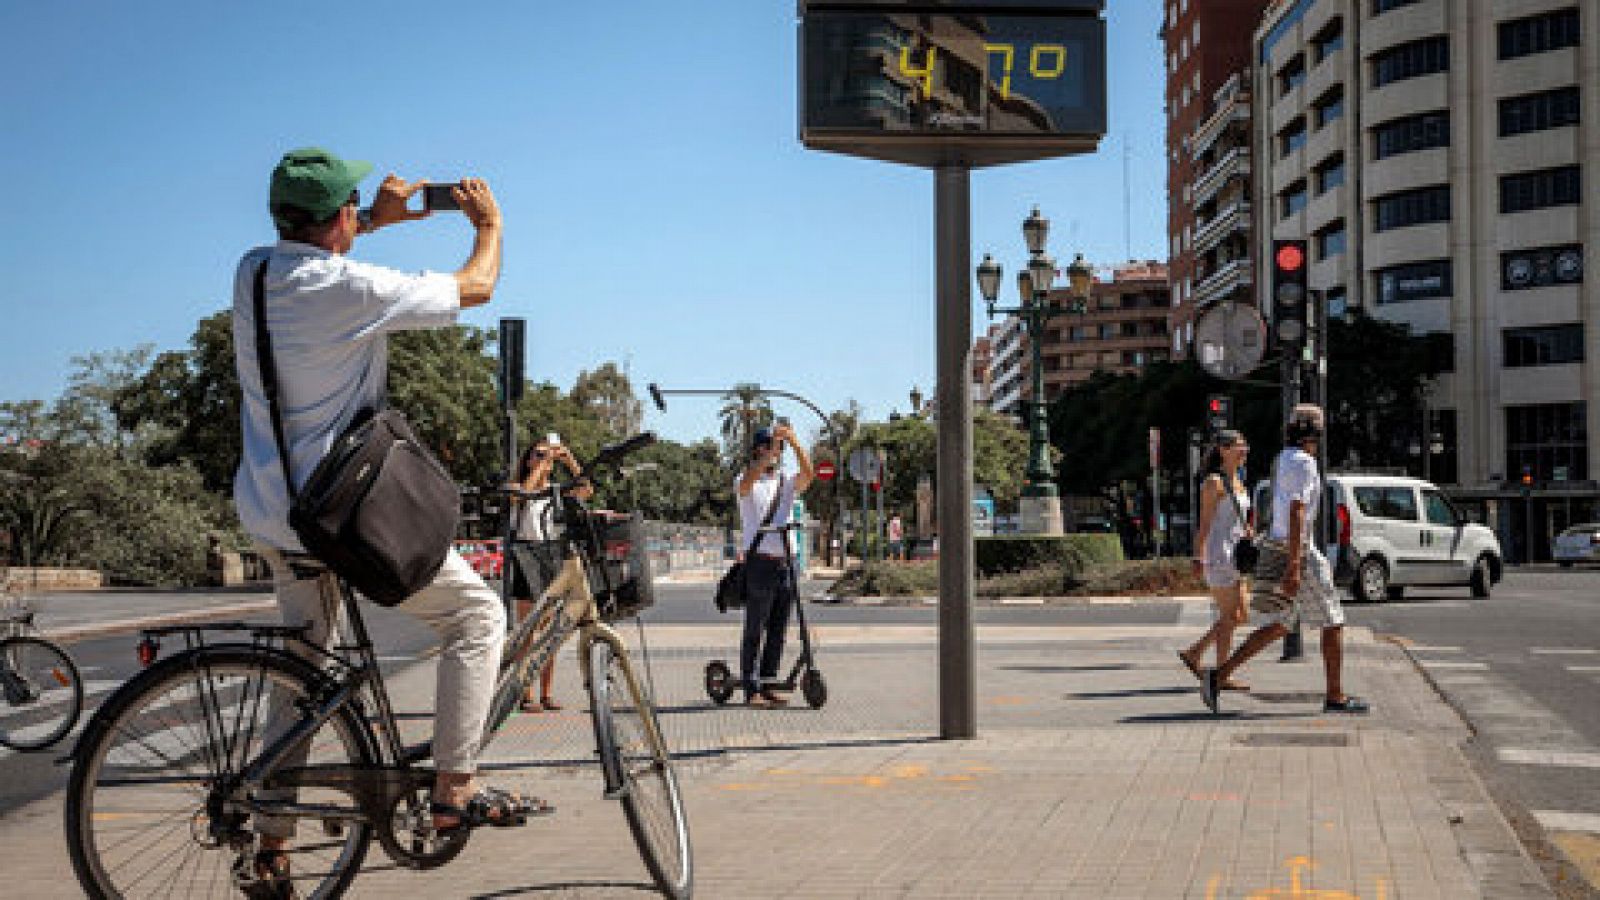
[801,6,1106,167]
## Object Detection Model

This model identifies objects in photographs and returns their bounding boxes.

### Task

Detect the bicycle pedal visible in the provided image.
[321,820,345,838]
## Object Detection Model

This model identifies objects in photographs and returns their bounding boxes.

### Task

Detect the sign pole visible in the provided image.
[936,165,976,740]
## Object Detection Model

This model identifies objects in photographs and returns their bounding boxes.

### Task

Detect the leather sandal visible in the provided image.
[238,849,299,900]
[519,696,543,714]
[540,696,564,712]
[430,787,554,835]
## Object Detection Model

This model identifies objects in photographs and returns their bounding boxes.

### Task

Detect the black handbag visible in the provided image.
[1223,480,1259,575]
[253,260,461,607]
[715,475,785,613]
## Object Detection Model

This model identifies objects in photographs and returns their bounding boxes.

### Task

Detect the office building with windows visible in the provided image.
[1163,0,1275,356]
[1253,0,1596,558]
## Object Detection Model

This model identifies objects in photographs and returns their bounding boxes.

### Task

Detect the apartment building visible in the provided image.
[1253,0,1596,558]
[1164,0,1274,356]
[982,263,1173,418]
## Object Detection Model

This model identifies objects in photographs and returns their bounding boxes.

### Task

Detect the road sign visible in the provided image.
[847,447,882,484]
[816,461,838,482]
[1194,303,1267,380]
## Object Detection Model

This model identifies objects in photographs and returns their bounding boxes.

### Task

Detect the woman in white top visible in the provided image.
[508,434,589,712]
[1179,430,1254,691]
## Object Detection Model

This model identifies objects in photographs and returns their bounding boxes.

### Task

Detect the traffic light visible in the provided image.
[1206,394,1233,435]
[1521,465,1534,488]
[1271,240,1309,352]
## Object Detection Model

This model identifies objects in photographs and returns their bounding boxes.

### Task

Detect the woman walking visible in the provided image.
[1179,430,1253,691]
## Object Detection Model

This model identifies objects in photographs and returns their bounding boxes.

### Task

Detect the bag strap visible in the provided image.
[744,474,786,558]
[1222,471,1248,529]
[252,258,298,503]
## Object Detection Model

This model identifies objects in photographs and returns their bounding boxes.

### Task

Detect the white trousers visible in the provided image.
[257,544,506,776]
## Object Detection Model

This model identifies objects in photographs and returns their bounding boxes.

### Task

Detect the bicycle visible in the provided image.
[63,432,692,899]
[0,568,84,752]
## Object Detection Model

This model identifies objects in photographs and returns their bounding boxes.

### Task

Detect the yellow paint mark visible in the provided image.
[1551,832,1600,894]
[889,764,929,779]
[1222,856,1367,899]
[934,775,976,783]
[963,764,995,773]
[1205,874,1222,900]
[988,695,1030,706]
[716,783,760,791]
[763,768,803,777]
[1375,877,1388,900]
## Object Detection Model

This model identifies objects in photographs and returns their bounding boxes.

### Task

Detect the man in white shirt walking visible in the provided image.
[735,422,815,705]
[1200,404,1370,716]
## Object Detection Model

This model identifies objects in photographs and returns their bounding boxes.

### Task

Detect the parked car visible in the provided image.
[453,538,504,580]
[1253,473,1502,602]
[1554,523,1600,568]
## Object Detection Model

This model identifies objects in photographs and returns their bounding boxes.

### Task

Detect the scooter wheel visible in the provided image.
[801,668,827,709]
[704,660,735,705]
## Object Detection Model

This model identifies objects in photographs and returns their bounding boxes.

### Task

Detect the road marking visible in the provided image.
[1419,660,1488,670]
[1567,665,1600,674]
[1529,647,1599,656]
[1408,644,1464,653]
[997,597,1045,606]
[1498,747,1600,768]
[1534,811,1600,834]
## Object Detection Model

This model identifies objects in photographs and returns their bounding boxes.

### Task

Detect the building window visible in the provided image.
[1502,244,1584,291]
[1375,259,1452,304]
[1504,324,1585,368]
[1371,36,1449,89]
[1505,402,1588,482]
[1373,0,1421,15]
[1374,185,1451,232]
[1280,180,1309,219]
[1316,155,1346,193]
[1499,7,1581,61]
[1099,324,1116,339]
[1325,286,1349,319]
[1313,20,1344,63]
[1279,55,1306,96]
[1121,321,1140,338]
[1314,87,1344,129]
[1500,165,1582,214]
[1372,110,1449,159]
[1316,222,1347,260]
[1279,118,1307,158]
[1499,86,1581,137]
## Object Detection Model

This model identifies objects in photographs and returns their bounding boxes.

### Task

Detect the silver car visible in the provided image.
[1554,523,1600,568]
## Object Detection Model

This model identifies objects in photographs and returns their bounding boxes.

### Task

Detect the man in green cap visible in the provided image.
[233,147,532,896]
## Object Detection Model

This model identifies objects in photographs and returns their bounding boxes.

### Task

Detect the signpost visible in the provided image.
[800,0,1107,740]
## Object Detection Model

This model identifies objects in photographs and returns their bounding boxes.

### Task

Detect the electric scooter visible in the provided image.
[703,521,827,708]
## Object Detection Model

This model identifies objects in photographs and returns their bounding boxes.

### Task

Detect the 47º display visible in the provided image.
[802,12,1106,137]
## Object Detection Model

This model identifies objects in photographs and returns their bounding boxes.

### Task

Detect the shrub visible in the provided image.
[974,534,1123,577]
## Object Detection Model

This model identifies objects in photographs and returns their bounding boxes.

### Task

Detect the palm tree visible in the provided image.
[717,383,772,467]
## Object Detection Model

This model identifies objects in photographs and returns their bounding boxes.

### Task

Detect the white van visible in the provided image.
[1253,473,1503,602]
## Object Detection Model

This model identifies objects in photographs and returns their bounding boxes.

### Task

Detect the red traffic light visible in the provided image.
[1275,243,1305,273]
[1209,398,1223,413]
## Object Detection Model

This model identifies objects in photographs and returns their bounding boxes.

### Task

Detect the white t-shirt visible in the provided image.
[518,496,558,542]
[232,241,461,552]
[1269,447,1320,543]
[736,471,797,558]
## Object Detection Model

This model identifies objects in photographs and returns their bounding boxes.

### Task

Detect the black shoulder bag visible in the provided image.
[714,475,785,613]
[1222,476,1259,575]
[253,259,461,607]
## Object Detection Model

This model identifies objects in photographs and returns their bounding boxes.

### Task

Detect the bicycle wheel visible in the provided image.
[588,639,692,899]
[66,647,375,900]
[0,634,83,751]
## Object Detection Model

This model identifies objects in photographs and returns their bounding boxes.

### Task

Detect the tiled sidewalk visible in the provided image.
[0,624,1552,898]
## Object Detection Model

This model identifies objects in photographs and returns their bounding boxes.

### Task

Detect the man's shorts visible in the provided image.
[1250,540,1346,629]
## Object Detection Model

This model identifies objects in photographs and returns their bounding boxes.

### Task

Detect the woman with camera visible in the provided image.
[507,433,588,712]
[1179,430,1254,691]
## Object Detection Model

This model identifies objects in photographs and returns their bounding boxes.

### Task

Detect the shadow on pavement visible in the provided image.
[999,663,1138,673]
[472,881,658,898]
[1068,686,1195,700]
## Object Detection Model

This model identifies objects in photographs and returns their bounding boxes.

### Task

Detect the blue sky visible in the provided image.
[0,0,1166,445]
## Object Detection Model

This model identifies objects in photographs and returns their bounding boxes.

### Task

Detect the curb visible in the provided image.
[43,599,279,644]
[818,593,1213,607]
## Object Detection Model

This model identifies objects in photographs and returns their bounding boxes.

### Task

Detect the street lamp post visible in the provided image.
[976,207,1093,535]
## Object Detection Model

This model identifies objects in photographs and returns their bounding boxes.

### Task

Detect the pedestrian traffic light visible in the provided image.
[1206,394,1232,435]
[1521,465,1533,487]
[1271,240,1309,352]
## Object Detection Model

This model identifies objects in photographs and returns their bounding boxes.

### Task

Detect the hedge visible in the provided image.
[974,534,1124,577]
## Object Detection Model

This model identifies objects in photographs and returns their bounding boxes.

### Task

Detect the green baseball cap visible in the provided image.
[269,146,373,228]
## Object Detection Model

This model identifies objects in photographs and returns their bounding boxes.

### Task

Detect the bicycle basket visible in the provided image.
[587,514,656,622]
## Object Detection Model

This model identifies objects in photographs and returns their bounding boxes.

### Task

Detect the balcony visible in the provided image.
[1190,99,1249,162]
[1193,200,1252,255]
[1191,145,1252,209]
[1192,258,1255,309]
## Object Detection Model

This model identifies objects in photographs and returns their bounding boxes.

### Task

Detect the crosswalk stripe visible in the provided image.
[1419,660,1488,670]
[1566,665,1600,674]
[1408,644,1464,653]
[1498,747,1600,768]
[1533,811,1600,834]
[1529,647,1599,656]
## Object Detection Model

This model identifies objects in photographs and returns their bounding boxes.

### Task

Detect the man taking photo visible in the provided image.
[735,422,815,706]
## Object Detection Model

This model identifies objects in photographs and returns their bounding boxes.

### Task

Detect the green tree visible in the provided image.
[571,362,642,439]
[114,312,241,491]
[717,383,772,466]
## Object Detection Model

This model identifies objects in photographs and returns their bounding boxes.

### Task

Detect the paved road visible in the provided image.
[1344,568,1600,892]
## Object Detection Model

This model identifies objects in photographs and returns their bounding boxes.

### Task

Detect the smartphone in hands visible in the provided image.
[422,182,463,212]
